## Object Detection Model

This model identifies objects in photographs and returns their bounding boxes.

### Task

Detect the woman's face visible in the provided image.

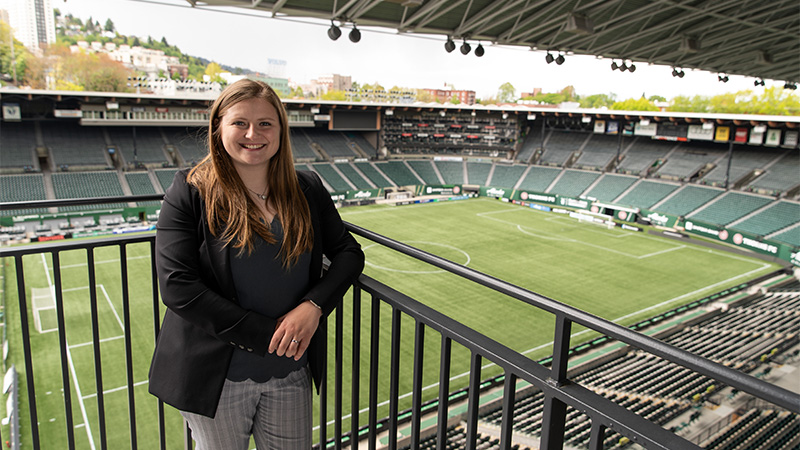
[219,97,281,174]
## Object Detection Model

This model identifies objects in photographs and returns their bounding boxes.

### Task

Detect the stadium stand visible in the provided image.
[406,160,442,185]
[311,163,352,191]
[583,174,638,202]
[573,134,619,171]
[688,192,774,226]
[467,161,492,186]
[41,121,109,169]
[539,130,588,166]
[166,127,206,165]
[617,137,673,176]
[107,126,168,165]
[516,166,561,192]
[0,121,38,171]
[355,161,394,187]
[435,161,465,184]
[124,171,161,206]
[375,160,421,186]
[0,174,48,216]
[289,128,318,160]
[548,169,601,197]
[654,142,726,181]
[730,201,800,237]
[615,180,680,209]
[489,164,527,189]
[154,168,179,191]
[770,225,800,247]
[305,128,360,158]
[701,147,787,188]
[653,185,725,217]
[344,132,375,154]
[334,162,373,189]
[51,171,125,211]
[747,151,800,195]
[516,126,543,163]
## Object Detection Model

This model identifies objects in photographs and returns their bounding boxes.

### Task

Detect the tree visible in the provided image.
[321,89,346,101]
[204,62,224,82]
[668,95,711,113]
[104,19,115,33]
[611,97,658,111]
[648,95,666,102]
[132,36,141,47]
[497,82,516,103]
[578,93,616,108]
[0,19,31,83]
[560,85,576,101]
[161,36,169,47]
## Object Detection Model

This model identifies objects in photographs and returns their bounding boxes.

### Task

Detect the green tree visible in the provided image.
[648,95,666,102]
[668,95,711,113]
[578,93,616,108]
[104,19,115,33]
[535,92,565,105]
[321,89,346,101]
[0,19,30,84]
[611,97,658,111]
[560,85,576,101]
[204,62,224,82]
[132,36,141,47]
[497,82,516,103]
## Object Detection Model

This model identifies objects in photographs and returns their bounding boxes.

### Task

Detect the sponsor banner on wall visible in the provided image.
[765,129,782,146]
[687,124,714,141]
[682,218,791,260]
[482,186,511,199]
[515,190,557,204]
[749,129,765,145]
[558,196,590,210]
[2,103,21,121]
[606,121,619,135]
[714,126,731,142]
[345,189,382,200]
[634,122,657,136]
[420,185,462,196]
[784,130,798,148]
[734,128,748,143]
[639,208,679,228]
[594,120,606,134]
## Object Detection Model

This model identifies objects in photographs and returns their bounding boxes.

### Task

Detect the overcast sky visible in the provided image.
[57,0,776,100]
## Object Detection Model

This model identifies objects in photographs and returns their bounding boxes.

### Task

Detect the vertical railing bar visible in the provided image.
[350,286,362,450]
[149,239,167,450]
[367,295,380,450]
[86,249,108,450]
[465,352,482,450]
[119,244,138,450]
[319,345,328,450]
[499,372,517,450]
[52,252,76,450]
[436,336,452,450]
[15,255,40,449]
[540,314,571,450]
[588,420,607,450]
[335,297,344,449]
[387,307,402,450]
[410,321,425,450]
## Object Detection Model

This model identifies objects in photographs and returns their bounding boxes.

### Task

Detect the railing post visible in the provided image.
[465,352,482,450]
[499,373,517,450]
[350,286,362,450]
[335,301,344,449]
[410,321,425,449]
[588,421,607,450]
[387,307,402,450]
[540,314,572,450]
[52,252,76,450]
[436,336,452,450]
[367,295,381,450]
[120,244,138,450]
[14,255,41,449]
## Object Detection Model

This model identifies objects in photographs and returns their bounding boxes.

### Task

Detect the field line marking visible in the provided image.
[40,254,97,450]
[98,284,125,331]
[83,380,149,400]
[59,255,150,270]
[70,335,124,349]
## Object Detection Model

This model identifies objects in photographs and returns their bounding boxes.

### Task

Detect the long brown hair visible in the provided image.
[188,79,312,267]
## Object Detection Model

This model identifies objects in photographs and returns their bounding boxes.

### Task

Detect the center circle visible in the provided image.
[363,241,471,274]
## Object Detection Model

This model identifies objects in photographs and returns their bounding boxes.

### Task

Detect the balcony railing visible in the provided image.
[0,196,798,450]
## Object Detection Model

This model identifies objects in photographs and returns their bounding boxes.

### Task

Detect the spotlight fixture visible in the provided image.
[619,62,628,72]
[327,21,342,40]
[545,52,555,64]
[555,53,565,65]
[754,79,765,86]
[475,43,485,57]
[444,37,455,53]
[718,74,729,83]
[628,63,636,72]
[349,24,361,43]
[671,68,685,78]
[784,81,798,90]
[460,40,471,55]
[610,61,618,70]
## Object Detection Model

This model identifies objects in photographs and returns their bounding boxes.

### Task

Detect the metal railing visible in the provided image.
[1,197,798,450]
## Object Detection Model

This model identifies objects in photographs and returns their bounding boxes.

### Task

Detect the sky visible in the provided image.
[56,0,778,101]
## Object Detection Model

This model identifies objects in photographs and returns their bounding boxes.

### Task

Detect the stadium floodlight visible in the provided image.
[349,24,361,43]
[475,43,485,57]
[754,79,765,86]
[610,61,618,70]
[327,21,342,40]
[444,37,456,53]
[460,40,471,55]
[619,62,628,72]
[718,74,729,83]
[672,67,685,78]
[545,52,554,64]
[628,63,636,72]
[555,53,565,65]
[783,81,797,90]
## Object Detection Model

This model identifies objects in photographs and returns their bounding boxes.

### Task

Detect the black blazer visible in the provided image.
[149,169,364,417]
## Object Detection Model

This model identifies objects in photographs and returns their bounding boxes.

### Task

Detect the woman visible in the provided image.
[149,79,364,450]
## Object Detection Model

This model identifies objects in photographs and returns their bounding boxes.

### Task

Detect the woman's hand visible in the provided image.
[269,300,323,360]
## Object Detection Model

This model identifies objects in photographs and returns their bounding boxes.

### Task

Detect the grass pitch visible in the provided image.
[0,197,781,448]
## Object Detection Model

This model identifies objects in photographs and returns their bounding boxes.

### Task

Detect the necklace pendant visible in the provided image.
[258,194,267,200]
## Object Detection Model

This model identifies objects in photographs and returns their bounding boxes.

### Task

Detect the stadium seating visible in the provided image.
[42,121,109,169]
[615,180,680,209]
[574,134,619,171]
[748,151,800,195]
[582,174,638,202]
[617,138,672,176]
[467,161,492,186]
[166,127,207,165]
[305,129,359,158]
[124,171,161,206]
[653,185,724,217]
[406,160,442,185]
[770,226,800,248]
[488,164,527,189]
[0,121,38,170]
[731,201,800,237]
[311,163,352,191]
[154,168,179,191]
[51,171,125,211]
[289,128,318,160]
[355,161,394,187]
[107,126,168,164]
[516,126,543,163]
[435,161,465,184]
[539,130,588,166]
[344,132,376,154]
[688,192,773,226]
[701,147,786,187]
[375,160,421,186]
[0,174,48,216]
[548,169,601,197]
[516,166,560,192]
[335,162,373,189]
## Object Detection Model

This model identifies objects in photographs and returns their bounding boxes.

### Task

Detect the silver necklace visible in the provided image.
[247,187,267,200]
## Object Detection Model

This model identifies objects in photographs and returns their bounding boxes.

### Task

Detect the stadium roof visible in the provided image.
[194,0,800,83]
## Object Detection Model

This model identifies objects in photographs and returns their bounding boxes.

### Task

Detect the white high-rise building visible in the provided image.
[0,0,56,54]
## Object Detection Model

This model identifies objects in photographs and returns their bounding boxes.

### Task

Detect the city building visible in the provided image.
[0,0,56,54]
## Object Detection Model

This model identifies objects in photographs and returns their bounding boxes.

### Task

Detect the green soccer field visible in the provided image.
[0,197,782,448]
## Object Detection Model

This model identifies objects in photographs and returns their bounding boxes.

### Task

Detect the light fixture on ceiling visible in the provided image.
[349,24,361,43]
[718,74,729,83]
[628,61,636,72]
[460,39,471,55]
[327,20,341,41]
[619,61,628,72]
[754,79,765,87]
[610,60,618,70]
[475,43,485,57]
[444,37,455,53]
[784,81,798,90]
[671,67,685,78]
[555,53,565,65]
[545,52,555,64]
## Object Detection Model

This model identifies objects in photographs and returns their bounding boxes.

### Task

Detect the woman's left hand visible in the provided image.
[269,300,323,360]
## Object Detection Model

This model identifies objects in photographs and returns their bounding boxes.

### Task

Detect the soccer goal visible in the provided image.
[31,287,58,334]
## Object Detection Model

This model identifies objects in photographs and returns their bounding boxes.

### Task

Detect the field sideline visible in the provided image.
[0,197,782,449]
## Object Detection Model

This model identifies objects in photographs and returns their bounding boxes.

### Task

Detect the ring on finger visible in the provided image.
[291,339,300,344]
